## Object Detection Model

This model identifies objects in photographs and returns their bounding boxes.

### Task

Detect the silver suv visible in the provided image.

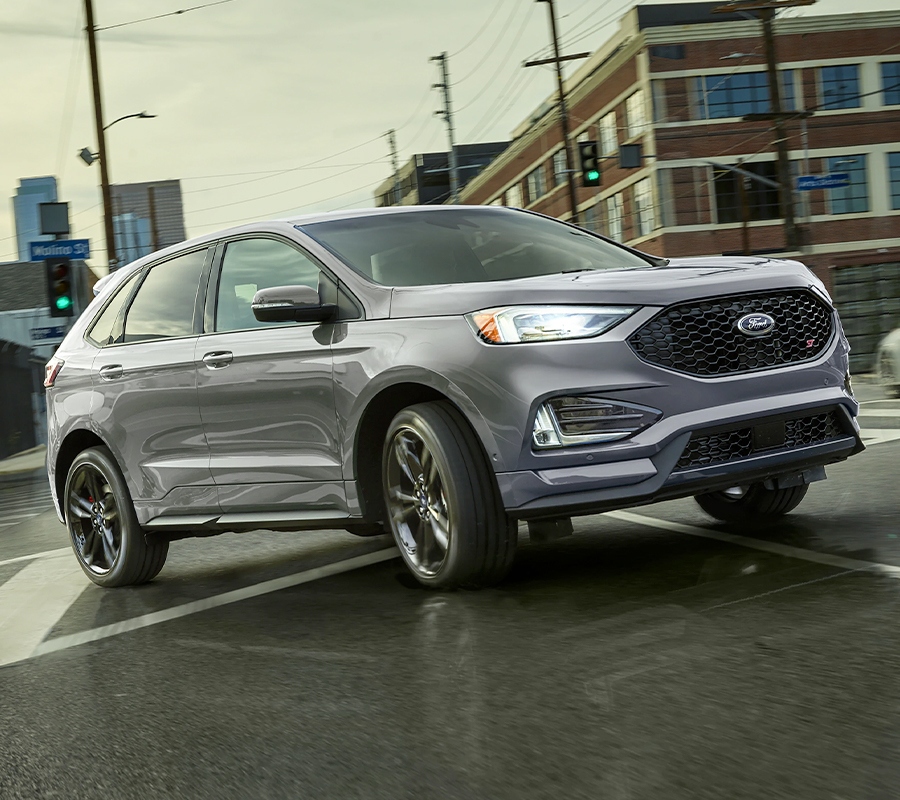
[45,206,863,589]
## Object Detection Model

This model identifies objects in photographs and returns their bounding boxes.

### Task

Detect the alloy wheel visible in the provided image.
[67,463,121,575]
[385,427,451,578]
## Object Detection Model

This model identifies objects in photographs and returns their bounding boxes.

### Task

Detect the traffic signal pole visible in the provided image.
[84,0,118,270]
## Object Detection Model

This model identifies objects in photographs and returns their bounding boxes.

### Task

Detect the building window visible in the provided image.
[827,155,868,214]
[581,203,601,233]
[713,162,781,224]
[605,193,624,241]
[633,178,655,237]
[883,62,900,106]
[625,90,648,138]
[694,71,795,120]
[820,65,860,110]
[552,149,567,187]
[526,165,546,204]
[599,111,617,155]
[890,153,900,210]
[505,183,522,208]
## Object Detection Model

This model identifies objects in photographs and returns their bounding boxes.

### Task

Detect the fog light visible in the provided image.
[532,395,662,449]
[532,405,562,448]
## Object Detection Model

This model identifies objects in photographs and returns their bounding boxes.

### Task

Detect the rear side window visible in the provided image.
[86,272,139,346]
[122,249,207,343]
[215,238,323,332]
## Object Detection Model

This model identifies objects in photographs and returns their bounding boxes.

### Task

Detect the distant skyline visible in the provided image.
[1,0,897,268]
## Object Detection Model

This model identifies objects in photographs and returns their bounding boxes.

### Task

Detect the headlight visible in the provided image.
[467,305,638,344]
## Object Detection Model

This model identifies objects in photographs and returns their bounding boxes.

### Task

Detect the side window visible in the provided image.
[215,238,322,332]
[86,272,139,346]
[122,249,207,344]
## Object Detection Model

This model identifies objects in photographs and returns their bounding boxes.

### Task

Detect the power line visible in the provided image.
[453,0,525,85]
[94,0,234,32]
[188,155,389,216]
[450,0,513,57]
[455,2,537,113]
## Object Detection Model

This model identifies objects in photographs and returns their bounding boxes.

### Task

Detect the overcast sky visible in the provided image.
[1,0,895,267]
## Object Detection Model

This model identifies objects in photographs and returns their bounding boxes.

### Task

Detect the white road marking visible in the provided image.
[858,409,900,417]
[0,548,71,568]
[859,429,900,446]
[0,551,90,667]
[606,510,900,577]
[25,547,400,665]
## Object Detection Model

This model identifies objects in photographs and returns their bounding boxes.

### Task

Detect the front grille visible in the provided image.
[674,409,845,472]
[628,290,834,377]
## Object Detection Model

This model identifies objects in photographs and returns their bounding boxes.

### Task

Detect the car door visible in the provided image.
[195,235,345,519]
[90,246,219,523]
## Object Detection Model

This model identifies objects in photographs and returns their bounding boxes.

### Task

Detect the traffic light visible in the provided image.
[46,256,74,317]
[577,141,601,187]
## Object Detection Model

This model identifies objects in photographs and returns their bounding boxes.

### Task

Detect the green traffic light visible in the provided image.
[587,170,600,181]
[55,296,72,310]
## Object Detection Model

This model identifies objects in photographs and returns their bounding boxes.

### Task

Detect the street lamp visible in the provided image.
[77,110,155,268]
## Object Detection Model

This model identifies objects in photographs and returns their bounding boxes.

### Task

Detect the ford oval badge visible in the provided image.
[736,313,775,337]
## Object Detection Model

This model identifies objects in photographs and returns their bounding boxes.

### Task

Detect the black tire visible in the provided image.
[64,446,168,587]
[382,401,516,589]
[694,482,809,523]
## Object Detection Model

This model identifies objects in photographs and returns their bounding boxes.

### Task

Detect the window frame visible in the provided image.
[889,152,900,211]
[105,245,213,347]
[819,64,861,111]
[882,62,900,106]
[202,233,357,335]
[826,154,869,214]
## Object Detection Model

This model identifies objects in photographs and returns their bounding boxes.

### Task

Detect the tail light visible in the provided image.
[44,357,64,388]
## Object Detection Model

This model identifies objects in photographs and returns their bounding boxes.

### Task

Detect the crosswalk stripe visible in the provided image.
[0,552,90,667]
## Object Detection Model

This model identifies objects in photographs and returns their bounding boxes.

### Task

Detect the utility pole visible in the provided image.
[526,0,590,225]
[713,0,815,252]
[84,0,118,270]
[384,129,402,206]
[430,53,460,204]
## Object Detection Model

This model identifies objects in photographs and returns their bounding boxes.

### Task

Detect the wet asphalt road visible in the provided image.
[1,389,899,799]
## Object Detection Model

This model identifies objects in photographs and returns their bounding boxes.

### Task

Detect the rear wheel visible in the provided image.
[695,482,809,523]
[64,446,168,587]
[382,402,516,589]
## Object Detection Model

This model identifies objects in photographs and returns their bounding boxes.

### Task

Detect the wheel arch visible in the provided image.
[352,381,497,524]
[54,428,111,517]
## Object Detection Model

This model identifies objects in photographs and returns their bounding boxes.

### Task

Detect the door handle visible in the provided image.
[202,351,233,369]
[98,364,123,380]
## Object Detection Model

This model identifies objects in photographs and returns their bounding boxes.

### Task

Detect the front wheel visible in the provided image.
[694,482,809,523]
[64,446,168,587]
[382,402,516,589]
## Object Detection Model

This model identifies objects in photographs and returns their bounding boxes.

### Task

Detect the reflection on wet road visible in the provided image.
[0,423,899,798]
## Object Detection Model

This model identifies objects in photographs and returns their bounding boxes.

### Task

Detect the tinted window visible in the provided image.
[820,64,860,110]
[302,208,653,287]
[86,272,139,346]
[122,249,207,343]
[883,62,900,105]
[215,238,322,332]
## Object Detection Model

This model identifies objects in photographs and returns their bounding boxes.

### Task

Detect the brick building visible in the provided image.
[458,4,900,370]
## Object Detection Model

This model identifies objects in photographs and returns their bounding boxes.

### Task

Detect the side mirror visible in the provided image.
[251,285,336,323]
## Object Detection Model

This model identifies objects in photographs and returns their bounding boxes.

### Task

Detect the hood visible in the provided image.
[388,256,826,318]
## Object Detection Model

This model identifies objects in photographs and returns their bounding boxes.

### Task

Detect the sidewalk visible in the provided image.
[0,445,47,484]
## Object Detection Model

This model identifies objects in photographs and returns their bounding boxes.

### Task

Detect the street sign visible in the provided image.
[796,173,850,191]
[29,239,90,261]
[30,325,68,342]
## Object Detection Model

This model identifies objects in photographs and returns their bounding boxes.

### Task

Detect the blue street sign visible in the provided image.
[30,325,68,342]
[29,239,90,261]
[796,174,850,191]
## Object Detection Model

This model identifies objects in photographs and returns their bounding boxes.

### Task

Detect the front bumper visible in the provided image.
[498,401,863,520]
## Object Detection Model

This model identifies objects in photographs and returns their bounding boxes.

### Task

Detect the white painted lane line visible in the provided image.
[859,429,900,446]
[606,510,900,577]
[0,552,90,667]
[27,547,400,664]
[0,548,71,568]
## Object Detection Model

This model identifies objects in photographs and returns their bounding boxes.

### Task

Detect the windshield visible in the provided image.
[301,208,655,287]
